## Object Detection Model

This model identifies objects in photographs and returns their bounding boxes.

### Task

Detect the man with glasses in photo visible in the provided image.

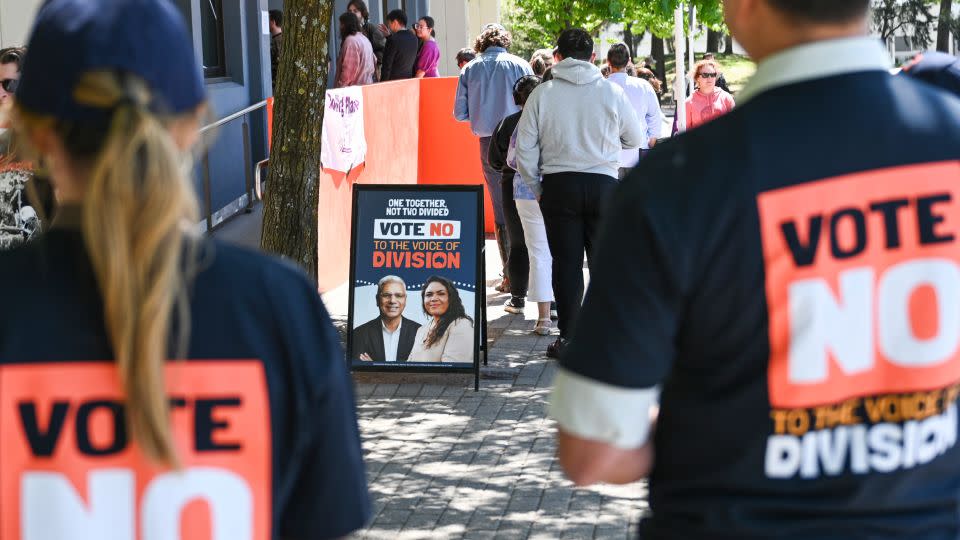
[354,275,422,363]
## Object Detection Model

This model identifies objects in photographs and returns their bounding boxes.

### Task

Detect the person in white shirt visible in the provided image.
[354,275,421,362]
[606,43,663,178]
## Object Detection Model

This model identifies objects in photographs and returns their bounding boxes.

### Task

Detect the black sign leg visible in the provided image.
[481,241,488,367]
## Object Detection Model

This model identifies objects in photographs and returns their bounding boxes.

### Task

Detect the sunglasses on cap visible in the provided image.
[698,72,718,79]
[0,78,18,93]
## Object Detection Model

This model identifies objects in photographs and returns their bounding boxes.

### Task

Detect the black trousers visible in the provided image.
[501,177,529,297]
[539,172,617,338]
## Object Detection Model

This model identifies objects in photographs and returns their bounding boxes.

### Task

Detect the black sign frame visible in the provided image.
[347,184,484,390]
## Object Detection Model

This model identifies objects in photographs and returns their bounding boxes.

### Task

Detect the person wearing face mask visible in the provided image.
[685,59,735,130]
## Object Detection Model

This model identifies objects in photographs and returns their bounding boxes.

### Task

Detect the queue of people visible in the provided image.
[270,3,444,89]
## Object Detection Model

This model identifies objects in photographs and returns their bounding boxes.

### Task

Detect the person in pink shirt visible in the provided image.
[336,11,375,87]
[685,59,735,130]
[413,16,440,78]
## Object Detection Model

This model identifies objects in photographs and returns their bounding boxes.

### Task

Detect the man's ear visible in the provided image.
[590,52,596,63]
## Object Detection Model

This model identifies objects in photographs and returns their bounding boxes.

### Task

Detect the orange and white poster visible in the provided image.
[0,361,271,540]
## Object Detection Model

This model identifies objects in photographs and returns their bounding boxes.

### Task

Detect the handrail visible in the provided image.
[199,99,269,134]
[197,99,271,233]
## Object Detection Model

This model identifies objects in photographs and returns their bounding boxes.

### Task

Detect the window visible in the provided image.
[200,0,227,78]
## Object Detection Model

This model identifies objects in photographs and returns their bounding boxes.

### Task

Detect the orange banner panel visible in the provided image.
[416,77,494,232]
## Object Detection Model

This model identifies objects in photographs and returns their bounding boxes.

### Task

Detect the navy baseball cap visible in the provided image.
[16,0,206,120]
[901,51,960,97]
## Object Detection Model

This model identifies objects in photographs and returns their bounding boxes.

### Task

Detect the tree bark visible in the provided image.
[724,33,734,55]
[651,36,667,85]
[937,0,954,52]
[623,23,635,59]
[707,28,722,53]
[261,0,333,282]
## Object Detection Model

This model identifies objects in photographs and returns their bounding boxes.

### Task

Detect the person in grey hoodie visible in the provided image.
[515,28,644,358]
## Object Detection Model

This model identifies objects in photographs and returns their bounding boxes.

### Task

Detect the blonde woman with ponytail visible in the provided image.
[0,1,370,538]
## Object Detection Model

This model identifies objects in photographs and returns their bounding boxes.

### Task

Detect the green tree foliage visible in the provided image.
[503,0,724,56]
[872,0,938,48]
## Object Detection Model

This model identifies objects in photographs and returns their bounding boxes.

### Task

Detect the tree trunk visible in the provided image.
[724,33,734,55]
[260,0,333,282]
[937,0,954,52]
[623,23,635,59]
[707,28,722,53]
[651,36,667,86]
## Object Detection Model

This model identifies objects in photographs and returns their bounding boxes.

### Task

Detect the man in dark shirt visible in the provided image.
[269,9,282,90]
[379,9,418,81]
[353,275,421,362]
[551,1,960,538]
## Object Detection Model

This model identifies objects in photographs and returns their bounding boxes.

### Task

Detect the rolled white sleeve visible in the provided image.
[644,88,663,141]
[549,367,659,449]
[618,93,644,150]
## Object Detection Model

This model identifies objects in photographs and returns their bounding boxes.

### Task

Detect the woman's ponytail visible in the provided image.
[72,72,199,465]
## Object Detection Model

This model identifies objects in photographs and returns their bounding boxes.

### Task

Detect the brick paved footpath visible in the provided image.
[323,248,647,539]
[211,214,646,539]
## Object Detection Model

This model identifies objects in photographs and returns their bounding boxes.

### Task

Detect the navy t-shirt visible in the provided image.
[565,71,960,538]
[0,226,370,539]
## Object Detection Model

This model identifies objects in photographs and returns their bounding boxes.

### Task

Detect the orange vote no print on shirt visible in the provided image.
[0,361,271,540]
[758,161,960,409]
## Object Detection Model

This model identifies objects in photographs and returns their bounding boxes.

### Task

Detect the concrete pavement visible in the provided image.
[211,203,647,539]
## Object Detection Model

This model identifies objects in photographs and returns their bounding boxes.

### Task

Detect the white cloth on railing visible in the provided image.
[320,86,367,173]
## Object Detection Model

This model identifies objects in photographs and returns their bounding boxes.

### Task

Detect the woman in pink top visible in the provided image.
[685,59,735,130]
[413,16,440,78]
[336,11,375,87]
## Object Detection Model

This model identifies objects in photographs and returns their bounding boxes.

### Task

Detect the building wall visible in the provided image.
[466,0,499,45]
[0,0,42,48]
[1,0,272,229]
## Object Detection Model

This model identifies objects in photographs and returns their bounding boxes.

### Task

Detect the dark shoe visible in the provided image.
[504,296,525,314]
[546,337,568,359]
[550,301,558,321]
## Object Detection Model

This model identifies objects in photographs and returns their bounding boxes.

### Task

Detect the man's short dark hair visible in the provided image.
[765,0,870,23]
[456,48,477,65]
[556,28,593,61]
[268,9,282,27]
[386,9,407,26]
[0,47,25,71]
[607,43,631,69]
[340,11,362,36]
